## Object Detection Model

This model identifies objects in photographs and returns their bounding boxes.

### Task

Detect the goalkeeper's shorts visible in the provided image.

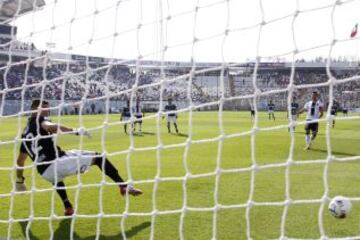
[41,150,94,183]
[167,115,177,124]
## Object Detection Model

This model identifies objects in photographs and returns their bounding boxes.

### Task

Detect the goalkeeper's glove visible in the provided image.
[74,128,91,138]
[15,176,27,192]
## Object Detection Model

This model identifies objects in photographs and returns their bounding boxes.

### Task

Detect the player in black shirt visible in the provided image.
[120,100,132,133]
[164,98,179,134]
[16,99,142,216]
[249,100,255,121]
[327,99,339,128]
[288,97,299,131]
[267,100,275,121]
[133,97,143,134]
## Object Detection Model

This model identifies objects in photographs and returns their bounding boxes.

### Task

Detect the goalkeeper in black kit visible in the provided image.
[15,99,142,216]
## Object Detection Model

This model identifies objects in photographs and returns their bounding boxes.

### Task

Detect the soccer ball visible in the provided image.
[328,196,352,218]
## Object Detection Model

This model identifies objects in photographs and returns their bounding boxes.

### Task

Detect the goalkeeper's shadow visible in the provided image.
[19,221,41,240]
[19,219,151,239]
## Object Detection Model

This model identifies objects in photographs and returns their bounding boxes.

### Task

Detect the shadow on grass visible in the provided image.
[19,221,41,240]
[291,131,325,136]
[127,131,156,137]
[169,132,188,138]
[310,148,357,157]
[19,219,151,240]
[141,131,156,136]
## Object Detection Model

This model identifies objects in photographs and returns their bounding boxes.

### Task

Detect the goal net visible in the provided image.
[1,0,360,239]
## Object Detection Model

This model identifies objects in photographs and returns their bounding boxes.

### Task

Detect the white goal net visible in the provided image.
[1,0,360,239]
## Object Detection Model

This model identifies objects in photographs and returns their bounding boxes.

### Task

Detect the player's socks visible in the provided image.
[94,156,143,197]
[55,181,73,211]
[94,156,125,184]
[95,158,143,196]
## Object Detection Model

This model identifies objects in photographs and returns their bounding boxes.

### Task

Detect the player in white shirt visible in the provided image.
[298,91,324,150]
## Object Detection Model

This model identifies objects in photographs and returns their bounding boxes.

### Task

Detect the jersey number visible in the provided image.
[23,133,43,158]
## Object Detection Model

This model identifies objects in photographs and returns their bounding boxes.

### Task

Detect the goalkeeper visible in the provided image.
[15,99,142,216]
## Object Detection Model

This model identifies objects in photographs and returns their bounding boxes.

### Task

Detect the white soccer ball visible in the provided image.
[328,196,352,218]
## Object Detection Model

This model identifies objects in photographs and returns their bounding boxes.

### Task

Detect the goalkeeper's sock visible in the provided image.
[167,122,171,133]
[94,156,125,185]
[305,135,311,144]
[55,181,73,209]
[64,199,72,209]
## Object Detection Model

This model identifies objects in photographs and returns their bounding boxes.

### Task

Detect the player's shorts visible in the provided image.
[41,150,95,183]
[291,114,297,121]
[250,110,255,116]
[167,115,177,124]
[268,110,274,114]
[121,116,130,122]
[305,121,319,133]
[330,110,336,116]
[134,114,142,123]
[343,109,348,114]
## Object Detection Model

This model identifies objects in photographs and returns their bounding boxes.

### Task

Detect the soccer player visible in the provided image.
[133,97,143,133]
[164,98,179,134]
[120,100,131,134]
[288,97,299,131]
[267,100,275,121]
[298,91,324,150]
[250,107,255,120]
[249,100,255,120]
[327,99,339,128]
[15,99,142,216]
[342,104,349,116]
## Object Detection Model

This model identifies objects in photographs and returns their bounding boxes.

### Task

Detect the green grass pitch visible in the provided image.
[0,111,359,239]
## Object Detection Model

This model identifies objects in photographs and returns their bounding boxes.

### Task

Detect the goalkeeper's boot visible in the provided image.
[64,207,74,216]
[120,185,143,197]
[304,142,312,150]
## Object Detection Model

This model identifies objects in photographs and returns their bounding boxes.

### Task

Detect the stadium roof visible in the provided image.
[0,0,45,22]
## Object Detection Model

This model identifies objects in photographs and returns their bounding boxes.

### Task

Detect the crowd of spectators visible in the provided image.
[0,61,359,110]
[233,69,360,109]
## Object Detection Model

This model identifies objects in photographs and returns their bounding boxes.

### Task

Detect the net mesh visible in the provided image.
[0,0,360,239]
